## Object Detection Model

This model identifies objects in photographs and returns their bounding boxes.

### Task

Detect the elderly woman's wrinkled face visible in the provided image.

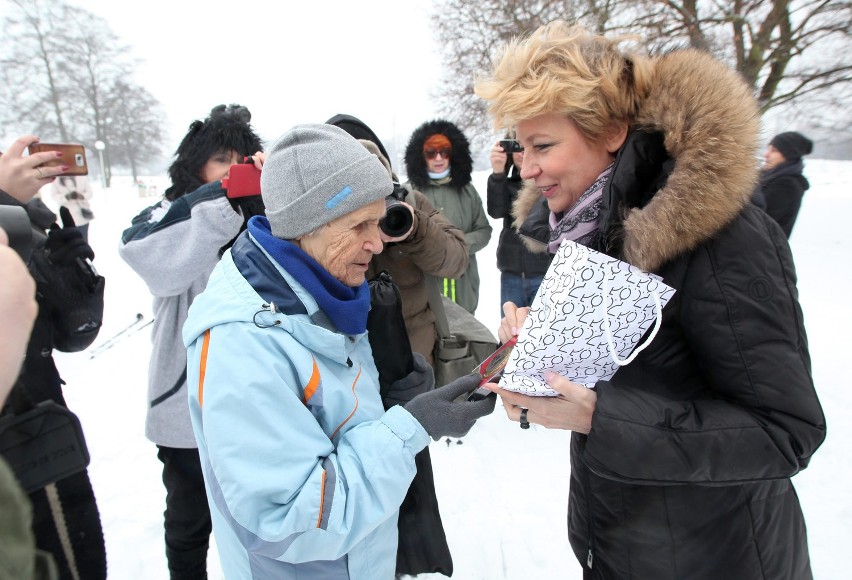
[516,113,624,214]
[297,198,386,287]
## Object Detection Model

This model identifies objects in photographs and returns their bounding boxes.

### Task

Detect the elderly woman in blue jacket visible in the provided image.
[183,124,495,579]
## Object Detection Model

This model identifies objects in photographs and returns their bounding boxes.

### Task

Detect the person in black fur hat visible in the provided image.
[757,131,813,238]
[119,105,263,580]
[403,119,491,315]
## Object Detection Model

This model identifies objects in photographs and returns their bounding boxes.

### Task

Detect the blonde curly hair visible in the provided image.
[474,21,653,144]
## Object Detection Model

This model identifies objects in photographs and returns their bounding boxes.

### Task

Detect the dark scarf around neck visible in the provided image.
[760,158,804,185]
[247,216,370,335]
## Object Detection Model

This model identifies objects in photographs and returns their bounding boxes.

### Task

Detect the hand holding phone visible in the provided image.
[27,143,88,176]
[222,159,261,198]
[468,336,518,401]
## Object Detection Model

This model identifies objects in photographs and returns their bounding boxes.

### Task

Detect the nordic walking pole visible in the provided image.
[88,313,145,359]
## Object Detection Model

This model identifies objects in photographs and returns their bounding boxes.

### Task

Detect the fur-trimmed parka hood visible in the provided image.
[404,119,473,190]
[513,49,760,272]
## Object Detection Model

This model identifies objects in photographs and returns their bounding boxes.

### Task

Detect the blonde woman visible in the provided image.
[476,22,825,580]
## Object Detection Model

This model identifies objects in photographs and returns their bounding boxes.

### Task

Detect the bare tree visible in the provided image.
[0,0,77,140]
[618,1,852,113]
[106,81,166,183]
[0,0,166,180]
[431,0,599,151]
[432,0,852,151]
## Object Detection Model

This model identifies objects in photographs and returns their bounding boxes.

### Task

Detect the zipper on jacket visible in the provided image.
[581,441,595,571]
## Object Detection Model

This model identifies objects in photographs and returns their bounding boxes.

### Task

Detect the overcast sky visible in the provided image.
[73,0,444,161]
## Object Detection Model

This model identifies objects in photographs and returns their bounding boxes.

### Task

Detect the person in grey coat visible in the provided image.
[119,104,263,580]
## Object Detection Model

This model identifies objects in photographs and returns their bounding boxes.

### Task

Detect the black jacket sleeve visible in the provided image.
[486,173,513,222]
[763,175,807,238]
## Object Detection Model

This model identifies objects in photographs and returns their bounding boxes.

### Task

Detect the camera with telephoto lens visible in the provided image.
[500,139,524,153]
[0,205,33,262]
[380,182,413,237]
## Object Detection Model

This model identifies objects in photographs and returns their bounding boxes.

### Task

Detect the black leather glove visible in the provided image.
[404,373,496,440]
[383,352,434,409]
[44,206,94,267]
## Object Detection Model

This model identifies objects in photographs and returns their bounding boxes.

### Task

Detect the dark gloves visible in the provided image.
[383,352,434,409]
[44,207,94,267]
[404,373,496,440]
[29,206,105,352]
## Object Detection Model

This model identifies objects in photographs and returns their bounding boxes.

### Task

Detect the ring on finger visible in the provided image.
[35,167,44,178]
[519,407,530,430]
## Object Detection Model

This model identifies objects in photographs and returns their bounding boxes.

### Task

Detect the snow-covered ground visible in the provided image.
[50,160,851,579]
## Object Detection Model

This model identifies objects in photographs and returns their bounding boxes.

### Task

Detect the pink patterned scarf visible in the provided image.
[547,164,613,253]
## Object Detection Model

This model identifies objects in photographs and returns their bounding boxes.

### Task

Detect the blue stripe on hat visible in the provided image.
[326,185,353,209]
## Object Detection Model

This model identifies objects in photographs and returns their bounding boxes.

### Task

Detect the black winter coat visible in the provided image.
[760,159,810,238]
[515,50,826,580]
[486,169,553,277]
[575,199,822,579]
[0,189,107,580]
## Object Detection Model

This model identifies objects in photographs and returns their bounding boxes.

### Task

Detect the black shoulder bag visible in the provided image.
[0,396,90,494]
[367,271,453,577]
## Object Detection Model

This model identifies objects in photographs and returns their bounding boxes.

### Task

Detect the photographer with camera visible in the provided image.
[487,137,554,315]
[0,227,58,580]
[1,135,106,579]
[119,104,263,580]
[327,114,469,366]
[327,115,471,577]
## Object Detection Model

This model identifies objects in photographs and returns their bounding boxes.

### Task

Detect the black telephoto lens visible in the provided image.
[380,197,413,237]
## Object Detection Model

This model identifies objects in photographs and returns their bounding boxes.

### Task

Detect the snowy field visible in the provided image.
[49,160,851,579]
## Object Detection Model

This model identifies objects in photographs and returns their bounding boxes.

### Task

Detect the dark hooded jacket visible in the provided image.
[404,120,492,315]
[326,115,470,364]
[759,159,810,238]
[514,49,825,580]
[486,157,553,279]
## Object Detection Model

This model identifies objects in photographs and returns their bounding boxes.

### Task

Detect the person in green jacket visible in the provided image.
[404,119,492,315]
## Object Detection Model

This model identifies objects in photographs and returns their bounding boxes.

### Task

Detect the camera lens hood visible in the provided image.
[380,197,413,237]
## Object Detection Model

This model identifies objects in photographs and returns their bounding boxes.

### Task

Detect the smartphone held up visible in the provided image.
[27,143,88,176]
[222,160,262,199]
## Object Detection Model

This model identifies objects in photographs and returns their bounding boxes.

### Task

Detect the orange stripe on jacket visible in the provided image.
[198,329,212,407]
[303,357,321,404]
[330,365,361,440]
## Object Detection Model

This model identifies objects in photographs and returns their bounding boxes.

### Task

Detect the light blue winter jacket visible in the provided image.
[182,221,430,579]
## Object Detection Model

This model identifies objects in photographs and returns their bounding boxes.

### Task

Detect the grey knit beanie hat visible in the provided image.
[261,124,393,239]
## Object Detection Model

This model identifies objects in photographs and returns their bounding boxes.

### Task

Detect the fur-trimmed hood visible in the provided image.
[404,119,473,189]
[513,49,760,272]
